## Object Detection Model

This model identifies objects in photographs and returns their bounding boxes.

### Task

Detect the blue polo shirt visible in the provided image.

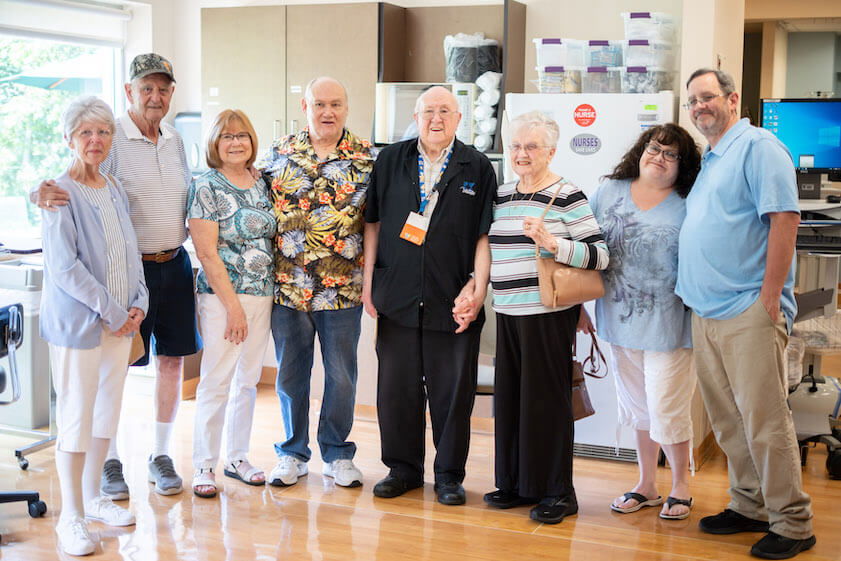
[675,118,799,329]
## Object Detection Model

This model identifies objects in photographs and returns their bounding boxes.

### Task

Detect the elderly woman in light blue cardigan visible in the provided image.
[40,96,148,557]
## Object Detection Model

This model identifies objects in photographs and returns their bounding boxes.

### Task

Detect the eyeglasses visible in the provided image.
[644,142,680,162]
[219,133,251,143]
[420,108,456,120]
[509,143,550,154]
[682,93,726,110]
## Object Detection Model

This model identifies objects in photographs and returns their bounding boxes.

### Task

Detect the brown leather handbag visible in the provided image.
[534,183,605,308]
[571,328,607,421]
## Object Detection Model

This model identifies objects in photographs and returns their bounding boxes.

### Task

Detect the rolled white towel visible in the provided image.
[476,117,497,134]
[476,71,503,91]
[478,89,500,106]
[473,134,493,152]
[474,104,495,120]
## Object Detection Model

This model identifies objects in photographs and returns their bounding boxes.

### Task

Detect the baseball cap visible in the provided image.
[129,53,176,82]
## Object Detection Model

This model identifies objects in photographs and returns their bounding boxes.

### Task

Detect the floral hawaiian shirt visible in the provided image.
[256,128,376,311]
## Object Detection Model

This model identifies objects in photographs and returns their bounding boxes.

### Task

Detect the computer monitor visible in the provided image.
[759,98,841,198]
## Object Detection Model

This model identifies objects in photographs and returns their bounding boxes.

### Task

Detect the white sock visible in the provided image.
[153,421,173,458]
[106,438,119,462]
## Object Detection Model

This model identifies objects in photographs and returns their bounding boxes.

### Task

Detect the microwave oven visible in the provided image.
[374,82,477,145]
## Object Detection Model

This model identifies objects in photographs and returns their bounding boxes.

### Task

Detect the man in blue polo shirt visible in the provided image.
[676,68,814,560]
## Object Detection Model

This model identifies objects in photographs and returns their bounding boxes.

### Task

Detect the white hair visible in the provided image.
[414,86,458,114]
[510,110,560,147]
[304,76,348,102]
[62,96,115,139]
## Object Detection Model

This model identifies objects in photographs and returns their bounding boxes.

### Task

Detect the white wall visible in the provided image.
[786,32,837,97]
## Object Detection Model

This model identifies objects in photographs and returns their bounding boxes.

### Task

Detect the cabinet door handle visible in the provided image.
[273,120,282,141]
[289,120,298,135]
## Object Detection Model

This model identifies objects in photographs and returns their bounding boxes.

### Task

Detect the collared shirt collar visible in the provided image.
[417,136,456,165]
[704,117,750,159]
[120,112,173,142]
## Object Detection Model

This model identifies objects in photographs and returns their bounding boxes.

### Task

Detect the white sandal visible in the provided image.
[223,459,265,486]
[192,468,217,498]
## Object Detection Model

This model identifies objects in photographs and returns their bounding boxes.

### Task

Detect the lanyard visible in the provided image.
[417,148,452,214]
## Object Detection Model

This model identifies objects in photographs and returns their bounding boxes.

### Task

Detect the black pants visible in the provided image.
[375,315,481,484]
[494,307,579,498]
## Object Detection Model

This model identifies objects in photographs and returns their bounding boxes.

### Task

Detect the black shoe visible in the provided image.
[434,481,466,505]
[483,489,538,509]
[373,475,423,499]
[750,532,816,559]
[529,495,578,524]
[699,509,770,535]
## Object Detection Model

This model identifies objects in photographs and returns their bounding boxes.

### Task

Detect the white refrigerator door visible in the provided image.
[502,92,676,195]
[487,92,676,458]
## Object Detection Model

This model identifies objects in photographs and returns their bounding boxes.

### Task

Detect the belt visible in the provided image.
[141,247,181,263]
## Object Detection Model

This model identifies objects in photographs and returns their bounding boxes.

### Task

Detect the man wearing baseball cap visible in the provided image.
[34,53,201,499]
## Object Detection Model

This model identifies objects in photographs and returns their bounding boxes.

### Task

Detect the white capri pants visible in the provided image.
[193,293,272,470]
[49,331,132,453]
[608,344,695,445]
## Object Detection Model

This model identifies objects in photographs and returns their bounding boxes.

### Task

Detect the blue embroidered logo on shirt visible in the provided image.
[460,181,476,196]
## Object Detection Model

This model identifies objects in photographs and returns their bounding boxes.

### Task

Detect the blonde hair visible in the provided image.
[205,109,258,169]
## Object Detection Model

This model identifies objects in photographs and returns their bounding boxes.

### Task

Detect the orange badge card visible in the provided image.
[399,211,429,246]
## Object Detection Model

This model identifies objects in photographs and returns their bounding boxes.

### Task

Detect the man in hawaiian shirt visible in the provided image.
[257,76,375,489]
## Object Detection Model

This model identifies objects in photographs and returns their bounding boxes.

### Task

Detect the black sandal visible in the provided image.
[659,496,693,520]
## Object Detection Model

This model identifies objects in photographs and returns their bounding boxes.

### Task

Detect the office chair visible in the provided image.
[0,303,47,542]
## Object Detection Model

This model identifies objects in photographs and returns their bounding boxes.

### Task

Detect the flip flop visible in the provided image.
[659,496,694,520]
[610,492,664,514]
[224,459,265,487]
[192,469,217,499]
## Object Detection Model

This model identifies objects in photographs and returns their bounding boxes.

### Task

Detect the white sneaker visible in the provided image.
[85,496,136,527]
[323,459,363,488]
[55,515,95,556]
[269,456,307,487]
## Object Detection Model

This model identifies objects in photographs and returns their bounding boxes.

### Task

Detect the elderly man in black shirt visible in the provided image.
[362,86,496,505]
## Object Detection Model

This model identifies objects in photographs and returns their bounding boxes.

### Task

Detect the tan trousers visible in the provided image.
[692,300,812,539]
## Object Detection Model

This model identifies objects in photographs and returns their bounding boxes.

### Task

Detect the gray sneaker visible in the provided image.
[147,455,183,495]
[101,458,130,500]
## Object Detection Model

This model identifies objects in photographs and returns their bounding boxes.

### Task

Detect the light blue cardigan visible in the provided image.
[40,171,149,349]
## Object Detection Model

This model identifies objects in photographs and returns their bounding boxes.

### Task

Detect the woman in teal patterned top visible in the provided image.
[187,109,276,498]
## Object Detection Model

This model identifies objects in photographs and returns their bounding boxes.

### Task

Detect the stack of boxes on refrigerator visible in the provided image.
[533,12,676,95]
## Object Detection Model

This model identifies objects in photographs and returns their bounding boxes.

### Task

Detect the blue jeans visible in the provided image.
[271,304,361,463]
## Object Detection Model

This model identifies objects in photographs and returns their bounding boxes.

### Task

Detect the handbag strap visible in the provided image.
[582,329,608,379]
[533,180,566,257]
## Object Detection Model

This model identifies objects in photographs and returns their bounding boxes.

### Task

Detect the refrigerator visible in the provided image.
[482,91,676,461]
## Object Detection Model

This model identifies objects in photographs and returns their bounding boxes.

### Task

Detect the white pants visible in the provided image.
[193,293,272,470]
[50,332,132,453]
[609,344,695,445]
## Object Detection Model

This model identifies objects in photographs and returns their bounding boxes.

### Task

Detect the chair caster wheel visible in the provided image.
[28,500,47,518]
[18,457,29,470]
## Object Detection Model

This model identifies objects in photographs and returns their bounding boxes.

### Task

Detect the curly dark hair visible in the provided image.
[605,123,701,198]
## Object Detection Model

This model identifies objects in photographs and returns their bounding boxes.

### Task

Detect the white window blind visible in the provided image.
[0,0,131,47]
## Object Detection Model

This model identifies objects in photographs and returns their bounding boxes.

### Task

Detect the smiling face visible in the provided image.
[126,73,173,124]
[638,138,680,187]
[509,125,555,181]
[302,78,348,144]
[414,86,461,152]
[68,120,113,167]
[686,72,738,143]
[216,120,253,168]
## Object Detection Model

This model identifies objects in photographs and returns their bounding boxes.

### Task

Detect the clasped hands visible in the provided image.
[452,277,485,334]
[113,307,145,337]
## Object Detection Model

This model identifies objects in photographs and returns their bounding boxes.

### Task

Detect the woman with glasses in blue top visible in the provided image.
[584,123,701,520]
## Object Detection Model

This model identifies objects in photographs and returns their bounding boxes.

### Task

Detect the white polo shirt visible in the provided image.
[101,113,191,254]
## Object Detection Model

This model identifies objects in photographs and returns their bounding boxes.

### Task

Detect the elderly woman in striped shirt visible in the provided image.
[479,110,608,524]
[40,96,148,556]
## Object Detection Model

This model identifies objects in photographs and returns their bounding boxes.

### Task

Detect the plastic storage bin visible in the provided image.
[581,67,621,93]
[621,12,676,42]
[536,66,582,93]
[587,40,624,67]
[620,66,671,93]
[624,39,674,69]
[533,38,586,68]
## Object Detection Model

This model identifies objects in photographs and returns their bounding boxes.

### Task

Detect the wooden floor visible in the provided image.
[1,374,839,561]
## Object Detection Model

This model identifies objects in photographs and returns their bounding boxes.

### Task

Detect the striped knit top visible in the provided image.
[74,176,129,310]
[489,179,609,316]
